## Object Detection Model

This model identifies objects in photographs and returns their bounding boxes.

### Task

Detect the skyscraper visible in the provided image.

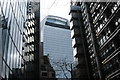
[23,1,40,80]
[70,1,120,80]
[70,4,92,80]
[41,15,74,78]
[0,0,27,79]
[0,0,41,80]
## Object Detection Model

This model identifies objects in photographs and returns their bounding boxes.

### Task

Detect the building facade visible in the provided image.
[41,15,74,78]
[40,55,56,79]
[70,1,120,80]
[0,0,27,79]
[70,4,92,80]
[23,1,40,80]
[0,0,41,80]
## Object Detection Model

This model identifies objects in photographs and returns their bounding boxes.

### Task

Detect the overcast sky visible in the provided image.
[40,0,71,21]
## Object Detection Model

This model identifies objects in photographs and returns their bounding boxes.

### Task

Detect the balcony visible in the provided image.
[70,6,80,13]
[73,47,84,58]
[24,54,34,62]
[71,12,79,20]
[70,20,79,29]
[72,37,82,48]
[106,69,120,80]
[100,28,120,50]
[90,3,99,14]
[95,5,120,36]
[70,21,73,30]
[92,2,110,24]
[71,28,80,38]
[102,47,120,65]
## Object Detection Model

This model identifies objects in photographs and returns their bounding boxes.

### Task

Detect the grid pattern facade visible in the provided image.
[23,1,40,80]
[23,3,35,64]
[88,2,120,80]
[0,0,27,79]
[70,1,120,80]
[23,2,35,80]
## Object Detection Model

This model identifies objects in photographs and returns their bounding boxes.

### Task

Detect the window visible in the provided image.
[100,24,103,29]
[52,73,55,77]
[96,4,100,10]
[42,72,48,77]
[41,65,46,71]
[47,18,66,26]
[90,3,93,9]
[115,18,120,27]
[111,3,118,13]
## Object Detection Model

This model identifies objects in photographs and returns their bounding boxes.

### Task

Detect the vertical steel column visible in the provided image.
[85,3,103,80]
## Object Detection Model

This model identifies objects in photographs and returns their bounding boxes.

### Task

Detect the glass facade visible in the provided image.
[0,0,27,79]
[46,18,67,26]
[42,15,74,78]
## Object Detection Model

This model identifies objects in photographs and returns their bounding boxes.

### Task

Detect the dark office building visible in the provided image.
[70,1,120,80]
[23,1,40,80]
[0,0,28,80]
[40,55,56,79]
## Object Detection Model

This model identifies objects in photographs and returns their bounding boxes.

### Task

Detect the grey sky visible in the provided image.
[40,0,71,21]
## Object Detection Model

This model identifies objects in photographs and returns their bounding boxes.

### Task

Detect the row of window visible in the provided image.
[41,72,55,77]
[80,3,99,75]
[81,3,94,56]
[90,2,120,80]
[23,12,35,63]
[91,2,120,27]
[100,42,115,61]
[98,28,111,46]
[103,56,120,77]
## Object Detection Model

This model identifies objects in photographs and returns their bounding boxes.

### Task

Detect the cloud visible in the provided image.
[40,0,70,21]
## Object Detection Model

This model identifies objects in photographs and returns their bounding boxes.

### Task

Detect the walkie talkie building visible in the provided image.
[41,15,74,78]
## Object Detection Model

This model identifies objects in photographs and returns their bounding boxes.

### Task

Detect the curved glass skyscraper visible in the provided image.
[41,15,73,78]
